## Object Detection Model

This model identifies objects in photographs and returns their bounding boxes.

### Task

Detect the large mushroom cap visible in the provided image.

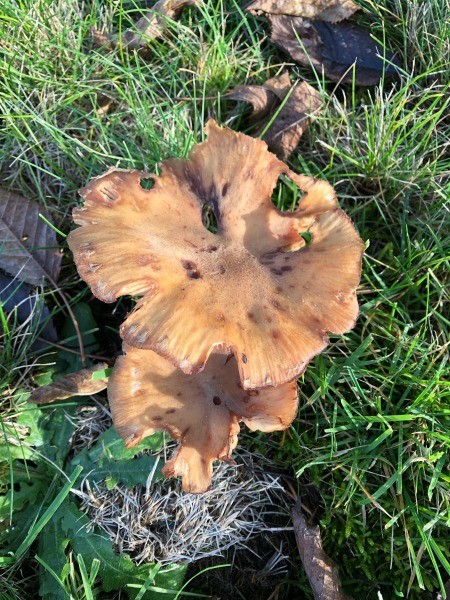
[108,345,298,493]
[69,120,364,388]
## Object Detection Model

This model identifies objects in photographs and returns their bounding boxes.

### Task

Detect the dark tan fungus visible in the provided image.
[68,120,364,389]
[108,345,298,493]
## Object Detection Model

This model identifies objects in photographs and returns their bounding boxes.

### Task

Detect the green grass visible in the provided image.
[1,0,449,598]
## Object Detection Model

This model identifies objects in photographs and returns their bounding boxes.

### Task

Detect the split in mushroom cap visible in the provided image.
[108,345,298,493]
[68,120,364,389]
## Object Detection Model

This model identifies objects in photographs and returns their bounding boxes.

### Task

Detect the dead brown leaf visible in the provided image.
[92,0,199,51]
[0,189,62,287]
[292,499,354,600]
[28,363,109,404]
[228,72,321,160]
[247,0,359,22]
[269,15,399,85]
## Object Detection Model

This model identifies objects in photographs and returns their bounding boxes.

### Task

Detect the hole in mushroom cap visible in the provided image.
[300,231,312,245]
[213,396,222,406]
[139,177,155,191]
[271,174,305,212]
[202,205,218,234]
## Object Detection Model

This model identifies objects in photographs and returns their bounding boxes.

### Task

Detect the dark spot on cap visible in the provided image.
[177,392,182,397]
[213,396,222,405]
[247,311,255,322]
[242,354,248,364]
[289,284,296,289]
[281,265,292,272]
[271,299,282,310]
[181,426,191,437]
[222,182,229,196]
[219,264,226,275]
[203,244,218,253]
[271,329,281,339]
[276,286,283,293]
[242,396,250,404]
[152,416,163,422]
[284,255,291,261]
[165,408,176,414]
[271,268,284,276]
[181,259,201,280]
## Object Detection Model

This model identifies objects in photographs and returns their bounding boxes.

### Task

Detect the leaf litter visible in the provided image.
[0,189,61,286]
[28,363,109,404]
[92,0,199,51]
[268,15,400,85]
[246,0,359,22]
[228,71,322,159]
[292,498,354,600]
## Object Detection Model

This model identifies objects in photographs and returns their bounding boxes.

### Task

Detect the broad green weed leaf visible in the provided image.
[71,427,164,489]
[0,401,46,463]
[61,500,142,592]
[61,500,186,598]
[57,302,99,373]
[128,564,187,600]
[37,510,70,600]
[40,405,77,466]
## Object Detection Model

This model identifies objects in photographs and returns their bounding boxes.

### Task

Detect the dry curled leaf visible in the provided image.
[229,72,322,160]
[92,0,198,51]
[109,345,298,493]
[292,499,354,600]
[69,120,364,390]
[0,189,61,286]
[247,0,359,22]
[269,15,399,85]
[28,363,109,404]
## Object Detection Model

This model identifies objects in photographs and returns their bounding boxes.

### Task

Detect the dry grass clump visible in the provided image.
[71,405,293,567]
[75,449,293,566]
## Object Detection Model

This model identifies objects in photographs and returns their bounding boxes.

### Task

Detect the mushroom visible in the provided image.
[108,344,298,493]
[68,120,364,389]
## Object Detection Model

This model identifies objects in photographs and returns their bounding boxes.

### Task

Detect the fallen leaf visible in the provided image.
[227,83,277,123]
[292,499,354,600]
[28,363,109,404]
[228,72,321,159]
[92,0,198,51]
[0,189,61,286]
[247,0,359,22]
[0,272,57,351]
[269,15,400,85]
